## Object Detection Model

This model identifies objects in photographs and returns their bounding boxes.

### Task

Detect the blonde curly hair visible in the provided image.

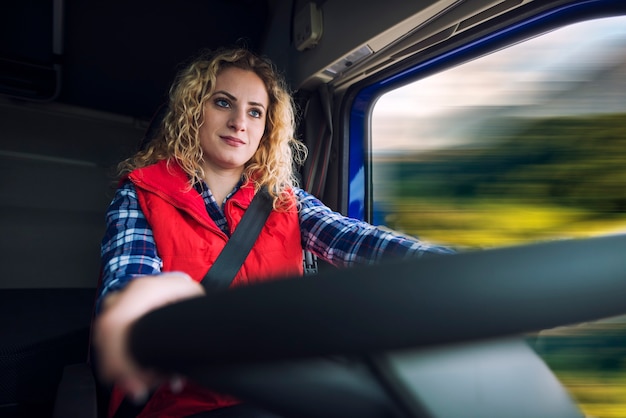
[118,47,307,209]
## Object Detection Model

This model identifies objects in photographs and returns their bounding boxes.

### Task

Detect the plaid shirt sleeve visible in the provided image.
[97,180,162,311]
[295,187,455,267]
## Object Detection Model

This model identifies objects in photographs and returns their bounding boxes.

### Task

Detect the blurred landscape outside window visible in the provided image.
[371,15,626,418]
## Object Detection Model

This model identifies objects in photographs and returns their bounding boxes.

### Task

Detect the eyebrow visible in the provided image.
[213,90,266,110]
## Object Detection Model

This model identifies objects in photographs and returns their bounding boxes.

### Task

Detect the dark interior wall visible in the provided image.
[0,100,145,289]
[1,0,271,120]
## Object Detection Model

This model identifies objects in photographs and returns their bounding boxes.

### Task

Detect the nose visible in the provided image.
[227,109,246,131]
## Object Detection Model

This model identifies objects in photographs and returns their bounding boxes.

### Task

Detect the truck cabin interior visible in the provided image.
[2,0,626,417]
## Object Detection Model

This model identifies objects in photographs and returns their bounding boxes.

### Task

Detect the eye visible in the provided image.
[249,108,263,119]
[214,98,230,108]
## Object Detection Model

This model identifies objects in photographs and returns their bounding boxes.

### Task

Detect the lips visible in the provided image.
[220,135,245,146]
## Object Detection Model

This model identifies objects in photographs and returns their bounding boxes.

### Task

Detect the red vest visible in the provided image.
[109,159,303,418]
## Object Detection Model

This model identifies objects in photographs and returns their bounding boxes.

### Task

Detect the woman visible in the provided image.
[93,47,453,418]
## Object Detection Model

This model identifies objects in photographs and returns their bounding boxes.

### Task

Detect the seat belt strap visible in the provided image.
[201,187,273,292]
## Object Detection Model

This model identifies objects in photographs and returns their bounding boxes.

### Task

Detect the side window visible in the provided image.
[372,16,626,248]
[371,15,626,417]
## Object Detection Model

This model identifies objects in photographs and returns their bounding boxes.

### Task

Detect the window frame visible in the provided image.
[341,0,626,222]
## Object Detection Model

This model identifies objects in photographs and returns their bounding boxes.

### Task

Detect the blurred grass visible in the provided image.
[555,372,626,418]
[534,325,626,418]
[384,198,626,249]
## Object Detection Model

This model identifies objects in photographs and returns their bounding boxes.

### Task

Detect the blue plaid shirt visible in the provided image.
[98,180,454,307]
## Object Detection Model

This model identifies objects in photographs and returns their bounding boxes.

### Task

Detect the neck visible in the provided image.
[203,167,244,207]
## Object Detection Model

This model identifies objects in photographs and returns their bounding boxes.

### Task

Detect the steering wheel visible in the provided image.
[128,234,626,418]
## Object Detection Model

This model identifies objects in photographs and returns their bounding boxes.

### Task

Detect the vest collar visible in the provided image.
[130,159,260,217]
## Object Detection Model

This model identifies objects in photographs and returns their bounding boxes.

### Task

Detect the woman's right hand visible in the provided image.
[92,272,205,401]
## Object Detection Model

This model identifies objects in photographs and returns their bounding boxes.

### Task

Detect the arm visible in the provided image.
[97,180,163,312]
[94,180,204,399]
[296,188,454,268]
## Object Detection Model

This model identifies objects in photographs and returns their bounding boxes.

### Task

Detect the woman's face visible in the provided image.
[199,66,269,173]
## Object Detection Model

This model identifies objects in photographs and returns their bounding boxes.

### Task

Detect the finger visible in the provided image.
[119,379,149,405]
[119,372,160,404]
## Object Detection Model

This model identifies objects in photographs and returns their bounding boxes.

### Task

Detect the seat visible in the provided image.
[52,363,98,418]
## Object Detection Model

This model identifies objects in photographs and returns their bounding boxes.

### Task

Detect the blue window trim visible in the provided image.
[347,0,626,221]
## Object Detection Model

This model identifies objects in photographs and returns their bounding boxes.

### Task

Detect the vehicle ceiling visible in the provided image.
[1,0,275,121]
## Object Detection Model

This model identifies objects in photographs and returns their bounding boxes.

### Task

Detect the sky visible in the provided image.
[372,15,626,152]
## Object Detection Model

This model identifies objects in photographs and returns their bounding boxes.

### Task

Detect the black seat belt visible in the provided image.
[201,186,274,292]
